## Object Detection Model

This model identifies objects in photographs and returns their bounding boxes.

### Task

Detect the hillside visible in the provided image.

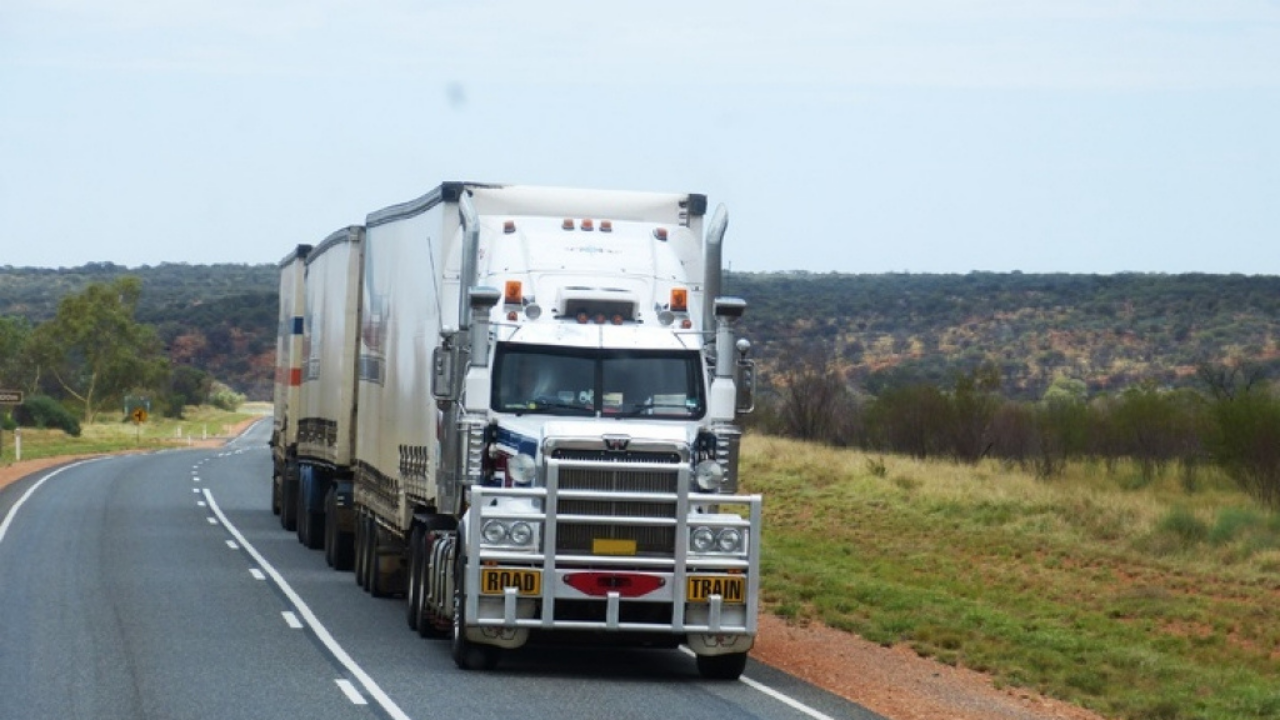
[727,272,1280,400]
[2,265,1278,400]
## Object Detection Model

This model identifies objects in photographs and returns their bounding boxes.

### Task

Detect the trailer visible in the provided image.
[270,243,311,527]
[293,226,364,568]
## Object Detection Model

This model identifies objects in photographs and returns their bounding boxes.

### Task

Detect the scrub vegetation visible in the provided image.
[0,405,259,464]
[743,435,1280,720]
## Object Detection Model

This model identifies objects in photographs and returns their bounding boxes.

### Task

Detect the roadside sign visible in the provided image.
[0,389,22,405]
[131,407,148,423]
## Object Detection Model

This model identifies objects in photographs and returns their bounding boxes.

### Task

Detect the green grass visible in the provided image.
[743,435,1280,720]
[0,403,265,465]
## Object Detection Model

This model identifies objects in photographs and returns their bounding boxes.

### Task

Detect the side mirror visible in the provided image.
[432,344,454,400]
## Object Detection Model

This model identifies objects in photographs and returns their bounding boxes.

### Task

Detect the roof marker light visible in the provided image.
[504,280,523,305]
[562,218,574,231]
[581,219,594,232]
[670,288,688,313]
[503,220,516,234]
[600,220,613,233]
[654,227,668,241]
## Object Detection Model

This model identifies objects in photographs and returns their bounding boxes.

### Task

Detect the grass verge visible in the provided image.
[743,435,1280,720]
[0,404,265,465]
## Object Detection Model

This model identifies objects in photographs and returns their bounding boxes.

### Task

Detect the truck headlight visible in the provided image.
[481,519,538,549]
[693,460,724,492]
[482,520,509,544]
[689,526,746,555]
[507,453,537,486]
[717,527,743,553]
[690,527,716,553]
[508,521,534,546]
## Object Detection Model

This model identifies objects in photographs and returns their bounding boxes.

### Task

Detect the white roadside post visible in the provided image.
[0,389,24,462]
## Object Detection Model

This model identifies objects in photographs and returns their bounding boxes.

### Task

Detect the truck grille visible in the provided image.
[551,450,680,557]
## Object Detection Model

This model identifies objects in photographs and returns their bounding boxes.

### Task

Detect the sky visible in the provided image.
[1,1,1278,275]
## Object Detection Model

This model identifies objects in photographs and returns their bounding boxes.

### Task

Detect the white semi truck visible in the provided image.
[276,182,760,679]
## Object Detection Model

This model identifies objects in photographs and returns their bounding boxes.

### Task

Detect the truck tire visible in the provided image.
[280,468,298,532]
[323,488,338,567]
[414,518,454,638]
[451,547,499,670]
[333,524,355,572]
[695,652,748,680]
[406,526,424,631]
[325,489,355,572]
[355,512,369,589]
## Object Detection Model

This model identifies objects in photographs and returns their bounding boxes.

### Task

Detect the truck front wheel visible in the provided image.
[695,652,748,681]
[451,548,499,671]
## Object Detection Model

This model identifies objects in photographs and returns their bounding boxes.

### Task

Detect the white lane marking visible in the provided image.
[193,477,200,483]
[192,488,201,494]
[206,517,219,525]
[197,501,207,508]
[202,489,412,720]
[335,679,368,705]
[282,611,303,629]
[678,646,840,720]
[226,540,239,550]
[249,569,266,581]
[0,460,99,545]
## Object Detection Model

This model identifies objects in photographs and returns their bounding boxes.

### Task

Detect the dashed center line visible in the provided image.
[202,488,412,720]
[335,679,368,705]
[282,611,303,629]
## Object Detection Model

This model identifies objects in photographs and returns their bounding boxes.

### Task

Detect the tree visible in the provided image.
[0,315,33,389]
[27,277,169,422]
[771,343,859,445]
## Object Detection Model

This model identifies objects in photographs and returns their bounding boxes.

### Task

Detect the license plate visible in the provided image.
[686,576,745,603]
[592,538,637,556]
[479,568,541,596]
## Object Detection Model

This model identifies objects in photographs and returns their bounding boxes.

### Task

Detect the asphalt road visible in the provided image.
[0,422,882,720]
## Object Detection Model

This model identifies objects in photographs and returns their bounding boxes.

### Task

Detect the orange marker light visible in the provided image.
[600,220,613,233]
[581,219,594,232]
[504,280,523,305]
[670,288,688,312]
[562,218,574,230]
[503,220,516,234]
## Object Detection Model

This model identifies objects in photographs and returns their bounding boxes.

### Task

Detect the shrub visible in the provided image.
[13,395,82,437]
[1207,391,1280,509]
[208,382,244,412]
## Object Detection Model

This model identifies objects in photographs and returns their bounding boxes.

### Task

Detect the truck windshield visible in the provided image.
[492,344,706,419]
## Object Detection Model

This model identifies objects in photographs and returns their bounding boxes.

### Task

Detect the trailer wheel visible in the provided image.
[355,513,370,590]
[280,467,299,532]
[271,472,282,516]
[332,507,354,572]
[367,516,392,598]
[451,548,499,670]
[323,488,337,567]
[406,526,424,630]
[695,652,748,681]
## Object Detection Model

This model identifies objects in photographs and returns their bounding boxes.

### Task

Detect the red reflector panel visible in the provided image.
[564,572,664,598]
